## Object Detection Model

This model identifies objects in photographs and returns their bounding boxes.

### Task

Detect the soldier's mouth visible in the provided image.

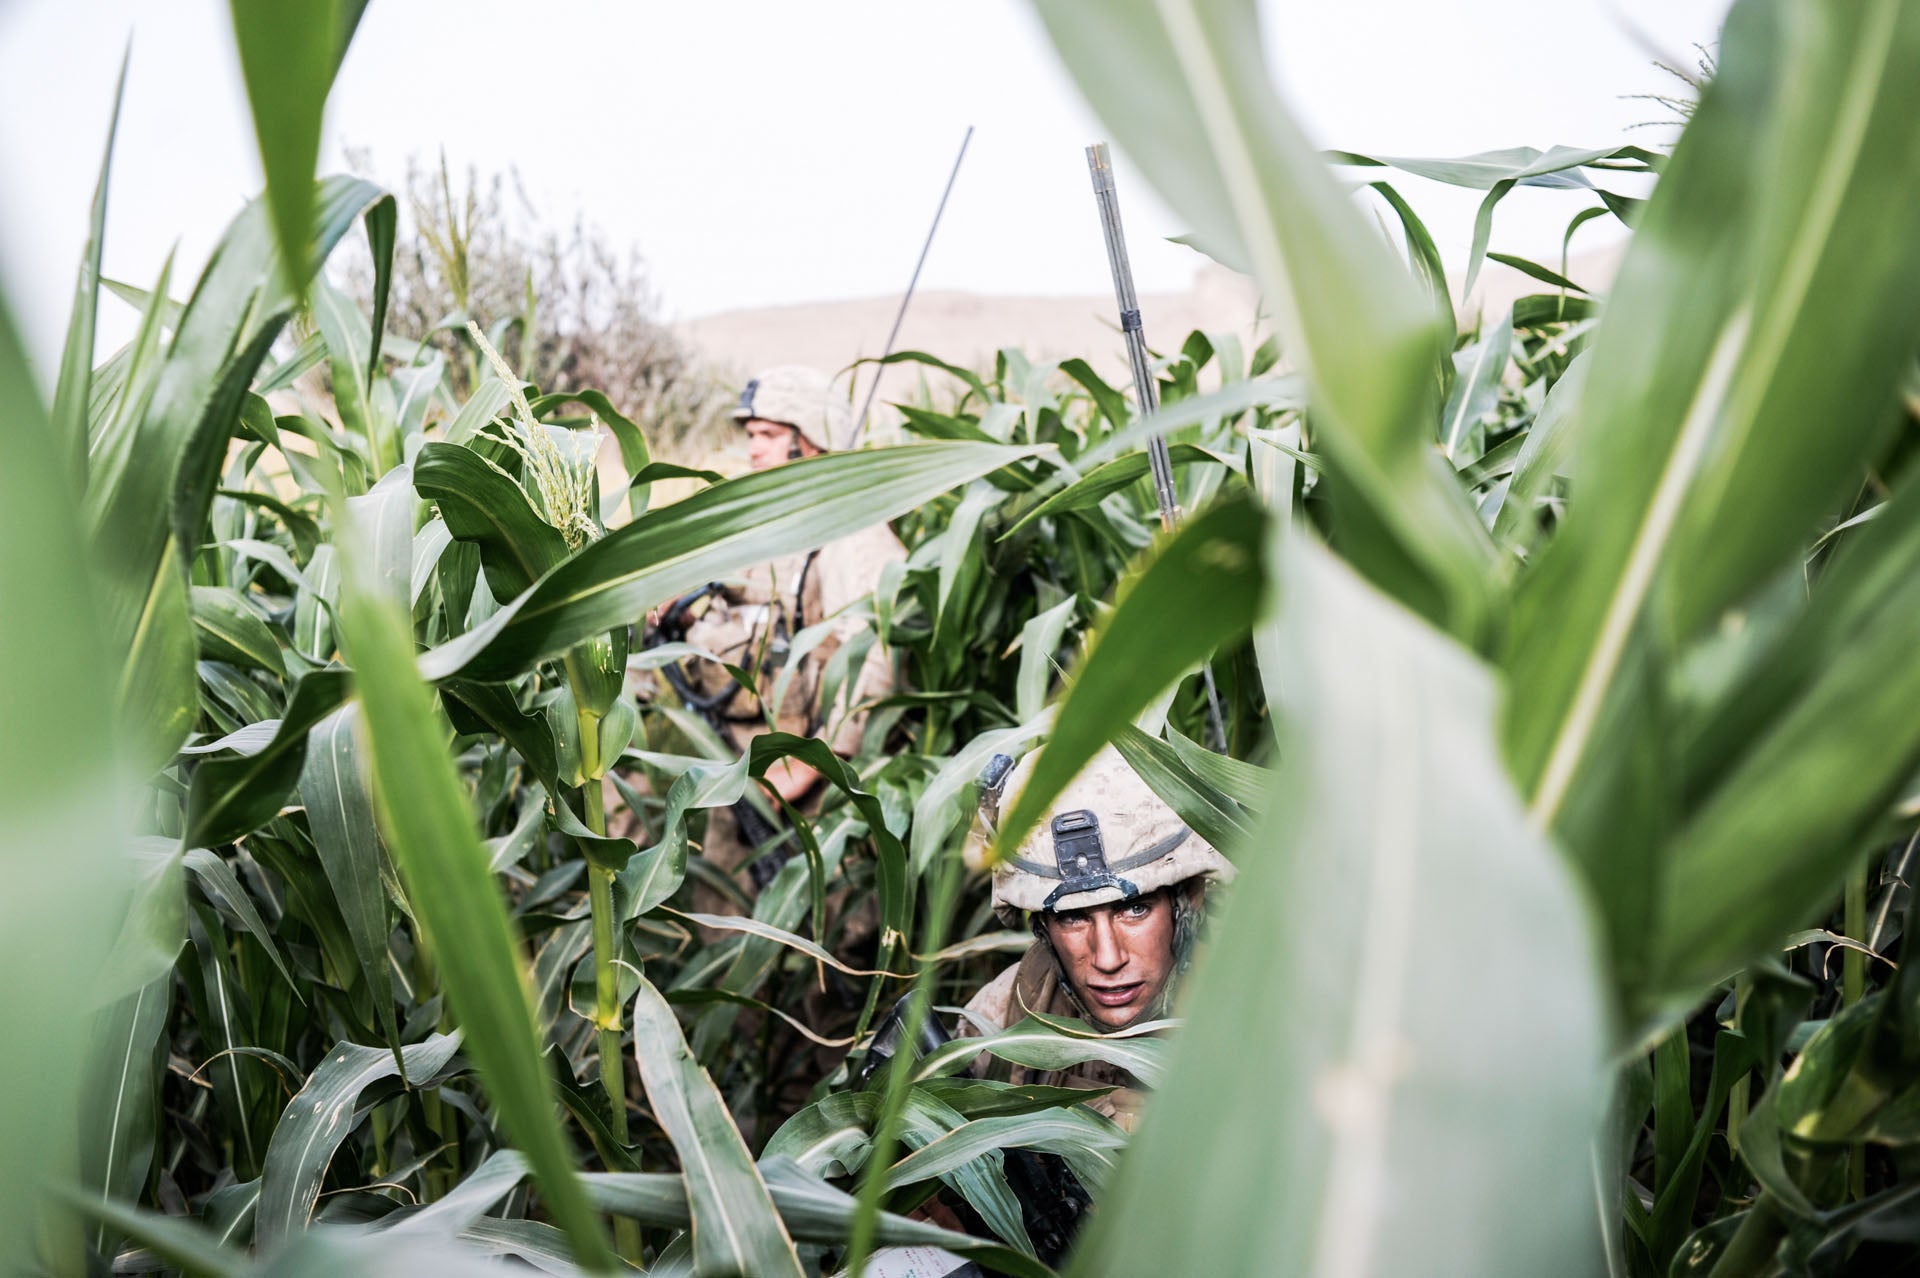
[1085,982,1144,1008]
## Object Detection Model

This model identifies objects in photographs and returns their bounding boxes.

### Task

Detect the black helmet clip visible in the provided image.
[1041,809,1140,912]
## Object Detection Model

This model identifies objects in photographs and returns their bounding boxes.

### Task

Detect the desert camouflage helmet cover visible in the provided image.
[971,746,1235,921]
[732,364,849,452]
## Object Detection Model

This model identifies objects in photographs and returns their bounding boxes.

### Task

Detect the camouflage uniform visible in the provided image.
[685,366,907,893]
[957,747,1235,1133]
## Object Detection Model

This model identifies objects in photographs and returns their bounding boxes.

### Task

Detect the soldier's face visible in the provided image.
[744,418,807,471]
[1043,890,1177,1029]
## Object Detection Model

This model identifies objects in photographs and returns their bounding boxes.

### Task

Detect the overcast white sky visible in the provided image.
[0,1,1724,378]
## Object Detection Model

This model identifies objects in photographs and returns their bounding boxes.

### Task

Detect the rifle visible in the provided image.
[858,994,1094,1268]
[1085,143,1229,753]
[643,585,790,880]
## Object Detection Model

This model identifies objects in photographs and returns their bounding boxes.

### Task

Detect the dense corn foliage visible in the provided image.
[10,0,1920,1275]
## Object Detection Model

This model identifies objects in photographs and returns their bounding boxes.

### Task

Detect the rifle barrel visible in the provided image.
[1087,143,1181,533]
[1086,142,1228,752]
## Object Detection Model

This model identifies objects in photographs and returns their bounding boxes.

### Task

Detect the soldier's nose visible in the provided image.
[1089,915,1126,972]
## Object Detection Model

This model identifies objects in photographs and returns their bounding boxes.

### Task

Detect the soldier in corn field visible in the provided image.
[959,745,1234,1132]
[666,365,906,900]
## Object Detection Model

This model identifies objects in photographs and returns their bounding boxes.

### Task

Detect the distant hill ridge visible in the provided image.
[672,245,1624,435]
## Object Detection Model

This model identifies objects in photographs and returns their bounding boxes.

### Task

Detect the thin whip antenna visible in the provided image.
[1087,142,1229,753]
[850,125,974,447]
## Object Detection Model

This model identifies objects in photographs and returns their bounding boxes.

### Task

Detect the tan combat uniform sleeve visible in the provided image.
[960,961,1022,1038]
[813,522,907,756]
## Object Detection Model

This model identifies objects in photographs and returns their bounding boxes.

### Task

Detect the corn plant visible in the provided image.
[16,0,1920,1276]
[993,0,1920,1274]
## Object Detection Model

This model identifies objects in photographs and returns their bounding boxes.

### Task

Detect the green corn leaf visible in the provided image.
[916,1078,1112,1120]
[226,0,352,295]
[529,388,649,478]
[313,277,395,474]
[256,1033,463,1250]
[1486,251,1589,294]
[410,519,454,606]
[444,377,513,447]
[1161,724,1268,810]
[910,714,1053,878]
[934,482,999,648]
[87,254,178,513]
[1001,444,1224,539]
[182,669,352,849]
[419,441,1042,684]
[894,1090,1032,1253]
[190,585,286,676]
[1332,143,1652,300]
[183,848,296,991]
[271,1227,522,1278]
[1649,1029,1764,1267]
[1440,307,1512,463]
[0,298,129,1277]
[95,838,187,999]
[89,179,388,773]
[764,1092,880,1178]
[77,973,170,1255]
[666,911,884,978]
[628,979,804,1278]
[1652,479,1920,998]
[991,493,1265,864]
[1331,142,1655,189]
[299,706,405,1071]
[441,678,561,790]
[220,489,322,559]
[117,536,198,775]
[414,441,569,600]
[52,43,127,486]
[573,1157,1053,1277]
[53,1187,245,1278]
[1365,180,1453,336]
[379,1149,530,1239]
[1489,352,1586,548]
[1506,0,1920,862]
[881,1108,1127,1193]
[347,467,416,612]
[1111,722,1255,851]
[334,499,614,1271]
[617,733,910,955]
[1029,0,1494,641]
[764,1158,1052,1277]
[1068,534,1606,1278]
[1014,597,1078,722]
[912,1016,1172,1089]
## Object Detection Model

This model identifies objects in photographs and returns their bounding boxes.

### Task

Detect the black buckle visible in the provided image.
[976,752,1015,831]
[1041,809,1139,911]
[738,377,759,416]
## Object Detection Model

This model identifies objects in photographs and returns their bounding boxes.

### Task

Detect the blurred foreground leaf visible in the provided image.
[1028,0,1493,639]
[1070,536,1606,1277]
[335,483,614,1272]
[993,492,1264,862]
[0,295,131,1271]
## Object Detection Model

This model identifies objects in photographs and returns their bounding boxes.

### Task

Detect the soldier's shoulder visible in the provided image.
[959,958,1026,1035]
[825,521,907,568]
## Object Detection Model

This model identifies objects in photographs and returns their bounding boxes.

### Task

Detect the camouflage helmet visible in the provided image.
[971,746,1235,923]
[732,365,848,453]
